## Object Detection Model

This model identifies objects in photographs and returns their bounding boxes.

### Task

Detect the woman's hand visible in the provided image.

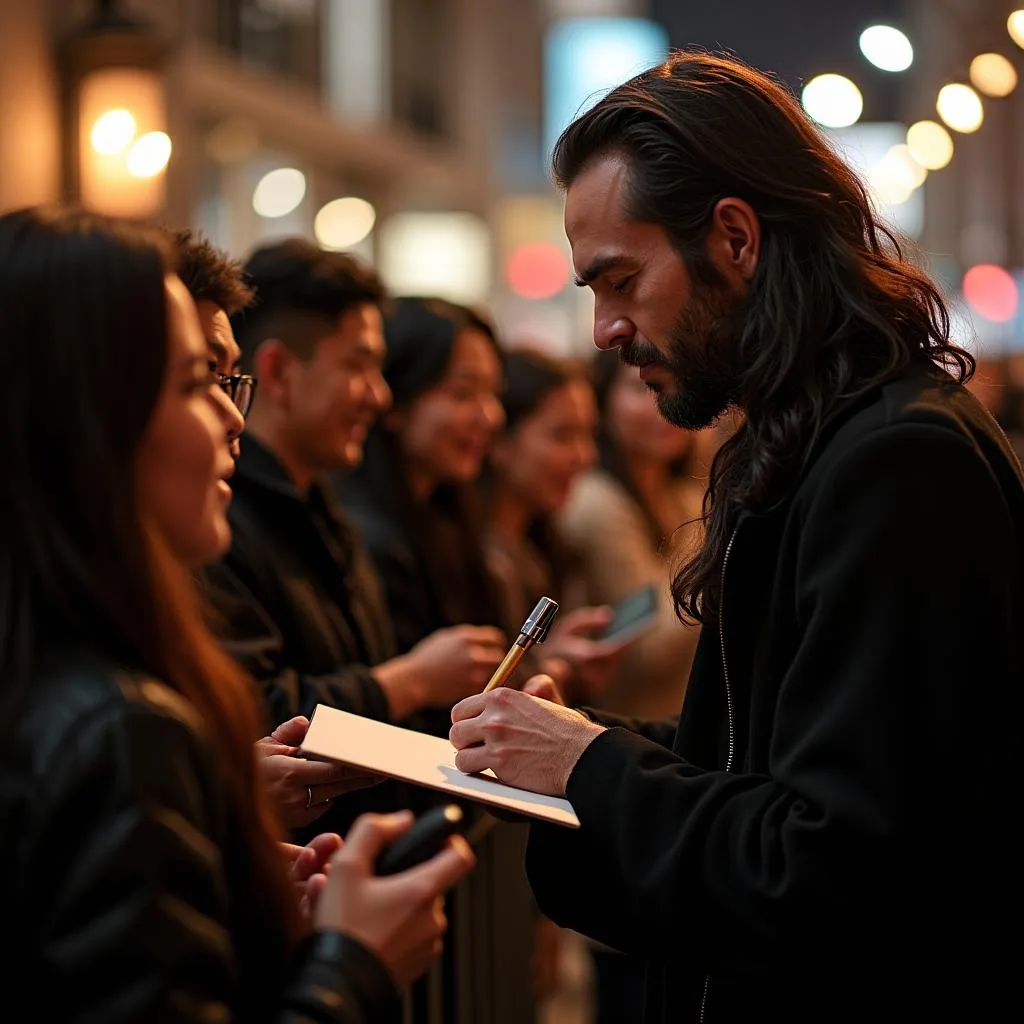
[281,833,343,924]
[257,717,381,828]
[314,812,476,987]
[543,607,630,702]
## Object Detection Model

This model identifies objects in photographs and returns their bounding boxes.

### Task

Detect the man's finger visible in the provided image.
[449,715,486,751]
[451,693,490,723]
[271,716,310,746]
[453,745,492,776]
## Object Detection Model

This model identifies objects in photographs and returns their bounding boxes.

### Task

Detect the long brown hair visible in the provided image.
[0,208,298,976]
[552,52,973,622]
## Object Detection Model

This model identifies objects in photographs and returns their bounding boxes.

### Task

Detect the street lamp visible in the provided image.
[59,0,170,220]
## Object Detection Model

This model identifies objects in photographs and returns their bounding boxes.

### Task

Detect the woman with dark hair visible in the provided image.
[559,352,704,721]
[0,208,473,1024]
[341,297,507,655]
[487,348,632,704]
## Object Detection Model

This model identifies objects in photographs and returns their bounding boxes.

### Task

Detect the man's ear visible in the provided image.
[705,197,760,286]
[251,340,293,405]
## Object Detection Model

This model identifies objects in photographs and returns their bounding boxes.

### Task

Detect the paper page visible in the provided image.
[300,705,580,829]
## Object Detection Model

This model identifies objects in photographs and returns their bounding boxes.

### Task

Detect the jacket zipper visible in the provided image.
[699,525,739,1024]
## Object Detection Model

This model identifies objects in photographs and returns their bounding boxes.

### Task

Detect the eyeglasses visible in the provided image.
[217,373,257,418]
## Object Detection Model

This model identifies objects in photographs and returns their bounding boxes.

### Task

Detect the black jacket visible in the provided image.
[0,653,399,1023]
[205,436,395,728]
[526,364,1024,1023]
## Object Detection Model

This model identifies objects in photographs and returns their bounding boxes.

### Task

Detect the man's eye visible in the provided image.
[611,277,633,295]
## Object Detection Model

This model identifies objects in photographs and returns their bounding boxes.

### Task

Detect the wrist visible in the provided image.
[559,717,606,792]
[372,655,426,721]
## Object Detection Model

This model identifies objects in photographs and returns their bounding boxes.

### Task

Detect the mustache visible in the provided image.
[619,341,670,370]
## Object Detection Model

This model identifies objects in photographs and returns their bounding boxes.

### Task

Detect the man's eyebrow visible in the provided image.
[574,254,631,287]
[207,336,229,363]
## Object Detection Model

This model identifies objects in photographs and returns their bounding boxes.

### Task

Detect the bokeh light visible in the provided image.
[505,242,570,300]
[963,264,1019,323]
[314,197,376,250]
[936,83,984,133]
[90,109,136,155]
[1008,11,1024,50]
[906,120,954,170]
[126,131,171,178]
[252,168,306,218]
[859,26,913,73]
[802,74,863,128]
[969,53,1018,98]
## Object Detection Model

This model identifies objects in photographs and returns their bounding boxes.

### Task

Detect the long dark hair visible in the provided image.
[553,51,973,623]
[356,296,505,629]
[0,208,298,981]
[495,347,591,595]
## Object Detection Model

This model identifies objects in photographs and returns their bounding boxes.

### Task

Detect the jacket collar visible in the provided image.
[235,434,343,523]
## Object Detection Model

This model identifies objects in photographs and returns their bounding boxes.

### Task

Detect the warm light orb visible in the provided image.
[314,197,377,250]
[936,83,984,133]
[90,109,136,155]
[126,131,171,178]
[802,74,863,128]
[963,264,1019,323]
[969,53,1018,98]
[252,168,307,218]
[906,120,954,170]
[505,242,570,300]
[859,25,914,73]
[1008,11,1024,50]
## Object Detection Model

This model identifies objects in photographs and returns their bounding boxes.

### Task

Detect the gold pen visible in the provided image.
[483,596,560,693]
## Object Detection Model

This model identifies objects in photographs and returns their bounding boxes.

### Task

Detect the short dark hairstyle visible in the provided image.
[553,50,972,622]
[232,238,385,370]
[171,229,253,317]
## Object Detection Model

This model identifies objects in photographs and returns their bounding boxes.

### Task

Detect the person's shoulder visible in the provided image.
[813,362,1021,483]
[561,469,640,536]
[22,653,209,773]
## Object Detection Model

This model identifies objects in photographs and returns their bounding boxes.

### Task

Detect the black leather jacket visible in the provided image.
[0,653,400,1023]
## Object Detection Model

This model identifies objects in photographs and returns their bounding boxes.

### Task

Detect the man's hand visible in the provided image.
[257,717,381,829]
[375,625,507,719]
[449,678,606,796]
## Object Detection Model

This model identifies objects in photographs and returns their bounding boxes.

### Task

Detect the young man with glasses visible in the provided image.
[173,229,379,827]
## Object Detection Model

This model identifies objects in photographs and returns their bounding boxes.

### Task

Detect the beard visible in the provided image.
[620,282,743,430]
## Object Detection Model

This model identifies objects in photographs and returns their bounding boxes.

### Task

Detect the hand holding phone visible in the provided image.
[375,805,466,876]
[600,584,659,644]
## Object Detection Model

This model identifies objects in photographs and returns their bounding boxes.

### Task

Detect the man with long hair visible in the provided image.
[450,52,1024,1022]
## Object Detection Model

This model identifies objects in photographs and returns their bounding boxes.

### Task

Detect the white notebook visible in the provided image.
[300,704,580,829]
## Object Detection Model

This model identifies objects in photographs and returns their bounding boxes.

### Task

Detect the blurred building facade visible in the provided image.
[5,0,1024,365]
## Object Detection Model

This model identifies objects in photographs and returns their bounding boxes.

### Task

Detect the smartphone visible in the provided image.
[376,804,465,876]
[600,584,659,643]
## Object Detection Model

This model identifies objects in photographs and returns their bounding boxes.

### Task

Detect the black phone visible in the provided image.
[375,805,465,876]
[601,584,659,643]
